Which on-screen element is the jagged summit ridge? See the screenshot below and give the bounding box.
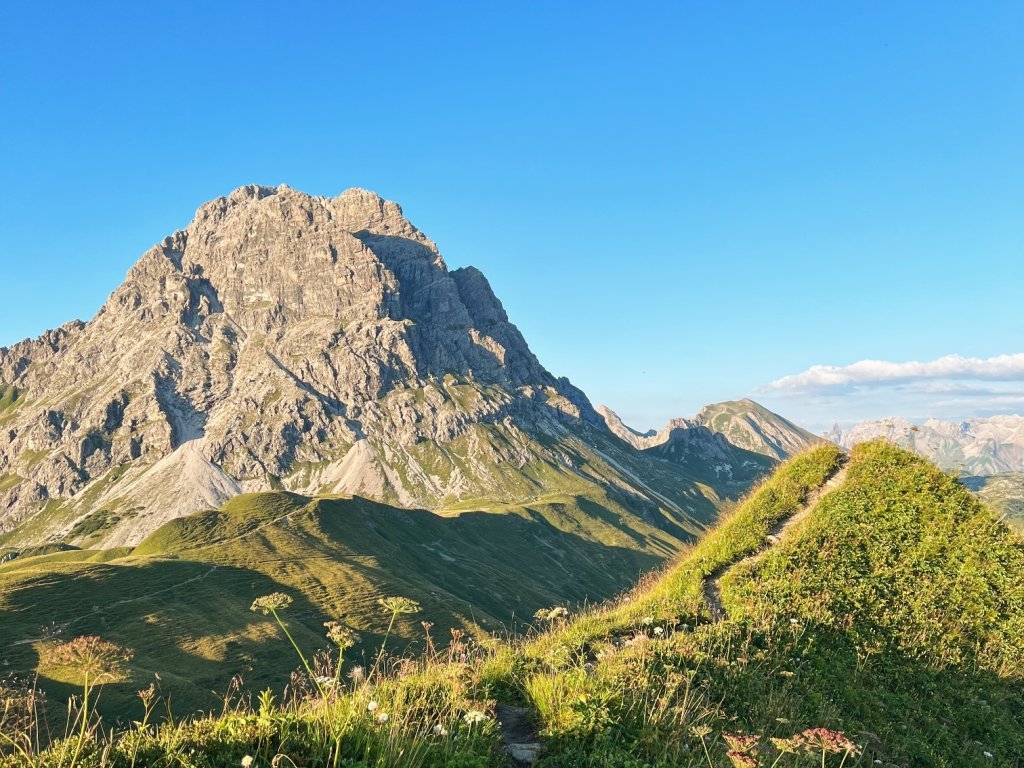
[0,184,621,546]
[597,399,821,486]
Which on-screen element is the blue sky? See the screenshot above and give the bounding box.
[1,2,1021,432]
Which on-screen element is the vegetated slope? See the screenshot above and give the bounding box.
[516,442,1024,766]
[828,414,1024,475]
[599,398,821,489]
[0,184,724,550]
[0,480,688,720]
[962,473,1024,534]
[4,443,1021,768]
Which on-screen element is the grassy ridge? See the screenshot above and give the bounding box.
[514,442,1024,766]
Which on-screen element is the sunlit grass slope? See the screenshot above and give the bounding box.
[516,441,1024,766]
[0,488,689,720]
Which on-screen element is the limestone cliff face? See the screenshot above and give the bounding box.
[0,185,619,546]
[829,414,1024,476]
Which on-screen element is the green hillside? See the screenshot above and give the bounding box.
[0,487,695,721]
[2,442,1021,767]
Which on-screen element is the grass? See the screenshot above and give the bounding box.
[1,442,1021,766]
[0,473,23,493]
[0,488,691,722]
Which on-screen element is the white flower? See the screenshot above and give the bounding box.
[348,666,366,684]
[641,616,654,626]
[463,709,488,724]
[241,758,254,768]
[984,753,994,759]
[314,675,335,689]
[789,618,800,625]
[376,712,390,723]
[432,724,449,736]
[653,626,664,636]
[367,700,379,712]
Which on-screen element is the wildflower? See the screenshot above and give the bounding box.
[367,700,379,713]
[789,618,799,625]
[432,723,449,736]
[376,712,390,723]
[348,666,366,685]
[533,606,569,623]
[137,683,156,706]
[250,593,293,615]
[771,735,804,754]
[690,725,713,739]
[984,753,994,759]
[421,621,434,632]
[723,733,760,753]
[241,758,254,768]
[642,616,654,626]
[800,728,860,755]
[377,596,420,615]
[324,621,360,649]
[43,636,133,681]
[726,750,758,768]
[463,709,488,725]
[653,626,664,637]
[314,676,336,690]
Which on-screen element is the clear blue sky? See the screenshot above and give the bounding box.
[1,2,1021,431]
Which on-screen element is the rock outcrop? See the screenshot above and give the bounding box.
[598,399,821,486]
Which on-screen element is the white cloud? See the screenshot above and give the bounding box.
[765,353,1024,394]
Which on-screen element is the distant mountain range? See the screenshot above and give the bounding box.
[827,415,1024,476]
[599,399,821,486]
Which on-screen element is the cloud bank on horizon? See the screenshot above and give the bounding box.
[767,353,1024,393]
[756,353,1024,432]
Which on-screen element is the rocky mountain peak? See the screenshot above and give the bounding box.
[0,185,608,546]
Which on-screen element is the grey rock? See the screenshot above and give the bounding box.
[0,184,712,547]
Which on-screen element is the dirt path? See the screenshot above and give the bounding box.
[496,703,542,766]
[702,460,849,621]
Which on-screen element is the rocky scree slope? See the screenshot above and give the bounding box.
[0,185,717,548]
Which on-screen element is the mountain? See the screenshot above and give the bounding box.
[827,414,1024,476]
[0,185,724,549]
[598,398,821,486]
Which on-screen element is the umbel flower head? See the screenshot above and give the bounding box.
[250,593,293,616]
[799,728,861,755]
[324,621,360,649]
[44,636,133,681]
[533,606,570,623]
[377,596,420,615]
[723,733,760,753]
